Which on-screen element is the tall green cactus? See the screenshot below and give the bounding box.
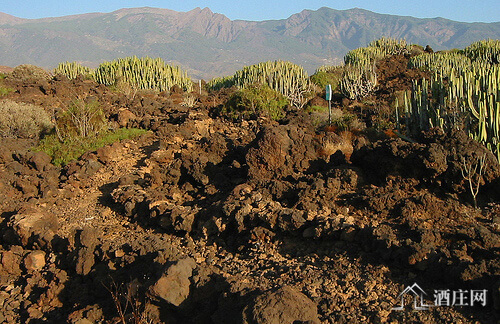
[405,47,500,160]
[207,60,311,108]
[55,57,193,92]
[54,62,95,79]
[339,63,378,100]
[93,56,193,92]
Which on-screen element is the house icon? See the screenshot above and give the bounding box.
[392,283,433,311]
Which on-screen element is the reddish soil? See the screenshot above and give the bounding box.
[0,58,499,324]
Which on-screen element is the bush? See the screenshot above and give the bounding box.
[330,110,363,131]
[0,85,14,97]
[0,99,53,138]
[55,99,107,139]
[36,128,148,166]
[9,64,51,82]
[310,69,342,91]
[225,83,289,120]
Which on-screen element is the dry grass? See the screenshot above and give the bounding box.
[319,131,354,160]
[0,99,53,138]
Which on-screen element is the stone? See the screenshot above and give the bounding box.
[24,250,46,271]
[28,151,52,171]
[10,207,59,248]
[76,248,95,276]
[243,286,320,324]
[149,258,196,306]
[96,142,122,164]
[117,108,137,127]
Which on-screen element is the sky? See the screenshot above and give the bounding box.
[1,0,499,23]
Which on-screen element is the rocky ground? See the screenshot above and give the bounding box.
[0,56,499,323]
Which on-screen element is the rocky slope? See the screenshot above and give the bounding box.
[0,55,499,323]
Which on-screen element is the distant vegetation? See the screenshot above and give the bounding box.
[55,56,193,92]
[207,60,312,109]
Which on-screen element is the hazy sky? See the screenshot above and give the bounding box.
[1,0,499,23]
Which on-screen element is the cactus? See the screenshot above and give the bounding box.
[368,37,411,56]
[207,60,311,108]
[315,65,344,74]
[405,46,500,160]
[344,37,410,68]
[56,57,193,92]
[339,63,378,100]
[54,62,95,79]
[339,37,409,100]
[463,39,500,65]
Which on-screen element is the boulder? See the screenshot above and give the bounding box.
[149,258,196,306]
[9,207,59,248]
[24,250,46,271]
[243,286,320,324]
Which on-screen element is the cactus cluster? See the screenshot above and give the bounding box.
[54,57,192,92]
[93,57,192,92]
[344,37,410,67]
[409,52,472,76]
[207,60,311,108]
[339,64,378,100]
[368,37,411,56]
[404,40,500,160]
[54,62,95,79]
[463,39,500,65]
[339,37,409,100]
[315,65,344,74]
[344,47,386,67]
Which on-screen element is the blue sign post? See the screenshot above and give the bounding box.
[326,84,332,124]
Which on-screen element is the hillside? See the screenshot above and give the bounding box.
[0,7,499,79]
[0,37,499,322]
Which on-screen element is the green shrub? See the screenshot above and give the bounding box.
[36,96,148,166]
[9,64,51,82]
[0,99,53,138]
[310,69,342,90]
[305,105,329,113]
[330,111,359,131]
[36,128,147,166]
[225,83,289,120]
[0,85,14,97]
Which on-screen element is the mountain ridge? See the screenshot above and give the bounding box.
[0,7,499,79]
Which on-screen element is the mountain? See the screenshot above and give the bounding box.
[0,7,499,79]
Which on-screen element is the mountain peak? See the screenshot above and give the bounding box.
[0,7,498,80]
[0,12,26,25]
